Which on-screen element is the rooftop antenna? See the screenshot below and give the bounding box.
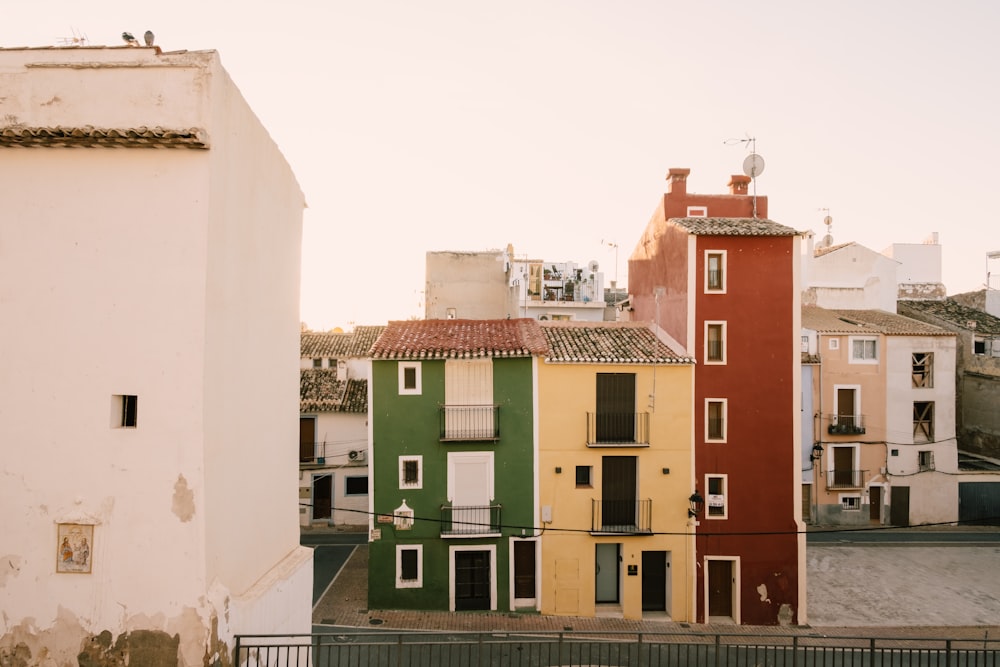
[816,208,834,249]
[725,134,765,218]
[57,28,89,46]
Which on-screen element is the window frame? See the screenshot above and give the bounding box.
[704,250,727,293]
[913,401,935,443]
[705,398,727,443]
[705,474,728,520]
[396,544,423,589]
[112,394,138,429]
[344,475,369,496]
[849,336,879,364]
[704,321,727,365]
[399,455,423,490]
[312,358,323,368]
[912,352,934,388]
[575,465,593,488]
[839,495,861,511]
[918,450,935,472]
[398,362,422,395]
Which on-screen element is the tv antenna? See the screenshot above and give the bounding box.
[57,28,89,46]
[724,134,765,218]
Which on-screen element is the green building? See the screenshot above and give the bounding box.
[368,319,547,612]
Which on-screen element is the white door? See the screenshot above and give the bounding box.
[448,452,494,533]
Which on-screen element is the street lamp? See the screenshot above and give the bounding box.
[688,491,704,518]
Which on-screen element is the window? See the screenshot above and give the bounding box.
[706,399,727,442]
[850,336,878,363]
[396,545,423,588]
[913,401,934,442]
[344,476,368,496]
[444,359,495,439]
[705,322,726,364]
[918,450,935,472]
[312,358,322,368]
[575,465,593,487]
[706,474,727,519]
[398,362,422,395]
[832,385,862,434]
[687,206,708,217]
[705,250,726,292]
[829,338,840,351]
[594,373,638,443]
[912,353,933,388]
[112,394,138,428]
[840,496,861,511]
[801,336,809,353]
[446,308,457,320]
[399,455,423,489]
[974,337,986,355]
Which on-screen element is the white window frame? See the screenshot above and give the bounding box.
[849,336,879,364]
[398,361,422,395]
[687,205,708,217]
[704,321,727,365]
[705,473,728,520]
[703,556,741,624]
[704,250,727,293]
[832,384,861,428]
[705,398,727,443]
[829,338,840,351]
[111,394,138,429]
[839,495,861,511]
[396,544,423,589]
[447,451,495,503]
[399,455,423,489]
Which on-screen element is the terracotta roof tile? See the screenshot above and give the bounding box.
[301,326,386,359]
[801,306,953,336]
[371,319,548,359]
[813,241,854,257]
[540,321,692,364]
[300,370,367,413]
[900,299,1000,336]
[669,217,799,236]
[0,125,208,149]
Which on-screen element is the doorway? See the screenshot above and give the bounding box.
[601,457,637,530]
[312,473,332,521]
[454,550,491,611]
[513,540,536,605]
[595,543,620,604]
[641,550,670,613]
[706,559,734,620]
[870,486,882,523]
[890,486,910,527]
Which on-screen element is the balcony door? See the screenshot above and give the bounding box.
[596,373,635,443]
[448,452,493,533]
[837,388,857,429]
[601,456,637,530]
[445,359,493,438]
[833,446,853,486]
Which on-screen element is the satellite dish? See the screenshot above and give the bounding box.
[743,153,765,178]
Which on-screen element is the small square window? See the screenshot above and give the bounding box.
[829,339,840,350]
[918,450,935,471]
[575,466,592,487]
[312,358,323,368]
[344,476,368,496]
[396,545,423,588]
[706,474,727,519]
[446,308,457,320]
[399,456,423,489]
[399,362,422,395]
[112,394,138,428]
[974,338,986,355]
[840,496,861,511]
[850,337,878,363]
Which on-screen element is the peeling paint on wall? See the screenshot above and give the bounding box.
[756,583,770,603]
[172,474,195,522]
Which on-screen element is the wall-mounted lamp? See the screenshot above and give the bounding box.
[810,443,823,462]
[688,491,704,518]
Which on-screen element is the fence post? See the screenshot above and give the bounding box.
[397,633,403,667]
[232,636,240,667]
[558,632,565,666]
[792,635,799,667]
[946,639,952,667]
[870,637,876,667]
[715,633,721,667]
[638,632,644,667]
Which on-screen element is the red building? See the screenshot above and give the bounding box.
[629,168,805,625]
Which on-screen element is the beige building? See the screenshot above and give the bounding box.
[0,47,311,665]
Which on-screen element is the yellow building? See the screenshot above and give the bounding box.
[537,322,696,621]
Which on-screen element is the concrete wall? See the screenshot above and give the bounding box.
[0,47,310,666]
[806,244,899,312]
[884,239,943,286]
[425,250,516,319]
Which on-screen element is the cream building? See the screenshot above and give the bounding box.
[0,47,311,665]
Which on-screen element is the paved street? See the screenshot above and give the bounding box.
[303,528,1000,635]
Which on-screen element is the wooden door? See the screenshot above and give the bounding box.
[707,560,733,618]
[454,551,491,610]
[601,456,637,529]
[312,473,332,520]
[870,486,881,522]
[596,373,635,442]
[833,447,853,486]
[299,417,315,462]
[641,551,666,612]
[836,388,856,428]
[890,486,910,527]
[513,541,536,600]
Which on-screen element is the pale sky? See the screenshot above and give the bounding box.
[6,2,999,331]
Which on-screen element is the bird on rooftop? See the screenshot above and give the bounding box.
[144,30,154,47]
[121,31,138,46]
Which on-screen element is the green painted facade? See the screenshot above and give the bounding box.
[368,356,536,611]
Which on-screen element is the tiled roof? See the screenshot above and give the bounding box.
[813,241,854,257]
[301,326,386,359]
[669,217,799,236]
[802,352,821,364]
[540,321,692,364]
[300,370,367,413]
[801,306,953,336]
[900,299,1000,336]
[370,319,548,359]
[0,126,208,149]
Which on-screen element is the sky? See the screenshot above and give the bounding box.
[6,1,1000,331]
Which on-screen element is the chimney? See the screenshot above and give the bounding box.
[728,175,751,195]
[666,168,690,195]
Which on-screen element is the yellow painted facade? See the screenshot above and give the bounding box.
[537,360,695,620]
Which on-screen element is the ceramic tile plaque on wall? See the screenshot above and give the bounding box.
[56,523,93,574]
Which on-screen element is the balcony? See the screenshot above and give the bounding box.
[826,469,867,490]
[590,499,652,534]
[439,405,501,442]
[586,412,650,447]
[440,504,502,537]
[827,414,866,436]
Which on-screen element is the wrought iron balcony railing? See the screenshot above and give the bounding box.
[827,414,866,435]
[440,504,502,537]
[826,469,867,489]
[439,405,501,441]
[586,412,650,446]
[590,499,652,534]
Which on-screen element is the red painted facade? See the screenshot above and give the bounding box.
[629,169,802,625]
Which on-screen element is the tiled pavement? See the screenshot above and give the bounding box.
[313,545,1000,641]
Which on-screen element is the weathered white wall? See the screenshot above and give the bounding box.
[884,240,942,286]
[0,47,310,666]
[425,250,516,319]
[299,412,370,526]
[805,244,899,312]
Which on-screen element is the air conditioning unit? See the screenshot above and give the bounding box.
[348,449,367,463]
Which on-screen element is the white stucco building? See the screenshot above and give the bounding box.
[0,46,311,665]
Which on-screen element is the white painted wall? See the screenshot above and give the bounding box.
[0,47,310,666]
[300,412,370,526]
[805,244,899,312]
[884,239,943,286]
